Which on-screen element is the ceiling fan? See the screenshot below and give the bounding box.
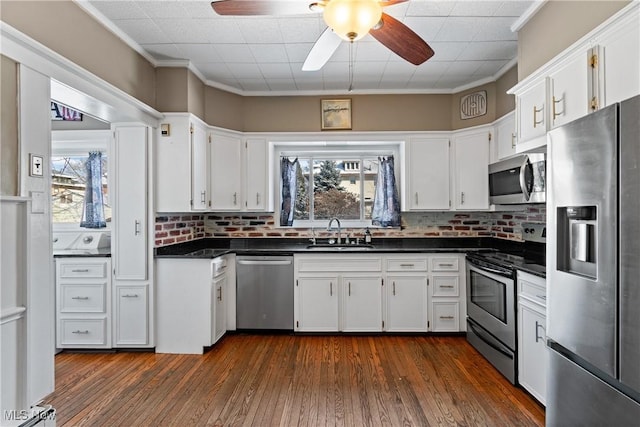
[210,0,434,72]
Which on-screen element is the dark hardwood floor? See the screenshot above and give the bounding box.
[45,334,544,426]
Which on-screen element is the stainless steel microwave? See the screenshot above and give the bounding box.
[489,154,546,204]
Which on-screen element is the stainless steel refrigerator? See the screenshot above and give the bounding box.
[546,94,640,425]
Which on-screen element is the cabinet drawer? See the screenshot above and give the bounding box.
[386,258,428,272]
[59,318,108,346]
[431,257,460,272]
[296,256,382,272]
[431,275,459,297]
[518,271,546,307]
[431,302,460,332]
[59,262,108,278]
[60,283,107,313]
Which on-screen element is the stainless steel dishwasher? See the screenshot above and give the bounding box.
[236,255,294,330]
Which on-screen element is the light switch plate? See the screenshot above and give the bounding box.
[30,191,45,214]
[30,154,44,177]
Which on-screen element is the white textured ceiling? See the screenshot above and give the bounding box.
[81,0,538,96]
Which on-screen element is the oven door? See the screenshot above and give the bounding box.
[466,261,515,349]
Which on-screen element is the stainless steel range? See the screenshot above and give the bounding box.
[465,224,546,384]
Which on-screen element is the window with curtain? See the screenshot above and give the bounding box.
[280,153,400,227]
[51,153,111,226]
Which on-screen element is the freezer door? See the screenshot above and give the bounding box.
[620,94,640,391]
[547,104,618,377]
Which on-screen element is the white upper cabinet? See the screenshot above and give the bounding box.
[493,111,517,161]
[155,113,208,212]
[244,138,272,211]
[452,128,490,210]
[509,3,639,152]
[595,7,640,107]
[403,137,450,210]
[548,49,593,129]
[209,132,273,212]
[209,131,243,211]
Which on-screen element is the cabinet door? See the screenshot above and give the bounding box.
[406,138,450,210]
[245,138,269,211]
[191,121,209,211]
[517,80,547,143]
[113,285,149,346]
[113,125,148,280]
[518,303,548,405]
[342,276,383,332]
[454,131,489,210]
[213,274,227,343]
[495,112,517,160]
[155,116,191,212]
[210,133,243,210]
[549,51,590,129]
[386,275,428,332]
[296,276,339,331]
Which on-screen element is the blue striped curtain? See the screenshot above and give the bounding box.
[280,158,298,226]
[80,152,106,228]
[372,156,401,227]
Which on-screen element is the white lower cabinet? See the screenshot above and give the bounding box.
[342,275,383,332]
[113,285,149,347]
[429,255,466,332]
[517,270,547,405]
[294,253,466,333]
[297,276,340,331]
[156,257,233,354]
[56,257,111,349]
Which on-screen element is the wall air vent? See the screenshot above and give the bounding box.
[460,90,487,120]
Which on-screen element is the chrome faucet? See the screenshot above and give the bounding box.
[327,218,341,244]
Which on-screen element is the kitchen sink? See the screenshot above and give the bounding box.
[305,243,375,251]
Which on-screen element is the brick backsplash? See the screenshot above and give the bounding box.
[154,206,546,248]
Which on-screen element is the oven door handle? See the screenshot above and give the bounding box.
[468,321,514,359]
[468,262,510,277]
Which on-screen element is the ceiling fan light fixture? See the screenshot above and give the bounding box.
[322,0,383,41]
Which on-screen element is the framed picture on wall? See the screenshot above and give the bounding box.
[321,99,351,130]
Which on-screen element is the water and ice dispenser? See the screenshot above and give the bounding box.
[557,206,597,279]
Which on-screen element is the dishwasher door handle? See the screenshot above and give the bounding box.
[237,260,293,266]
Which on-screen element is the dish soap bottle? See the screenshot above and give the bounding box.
[364,227,372,244]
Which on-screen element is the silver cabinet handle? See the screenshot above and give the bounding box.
[256,192,260,205]
[552,95,563,119]
[439,316,455,320]
[71,269,89,273]
[399,263,415,268]
[134,220,141,236]
[439,285,455,289]
[72,330,89,334]
[511,133,516,149]
[438,263,454,267]
[122,294,139,298]
[217,287,222,302]
[533,104,544,128]
[415,192,418,205]
[71,296,89,300]
[460,192,465,205]
[348,282,351,296]
[201,191,206,204]
[393,281,396,296]
[536,294,547,300]
[535,320,546,343]
[233,192,237,205]
[330,281,333,296]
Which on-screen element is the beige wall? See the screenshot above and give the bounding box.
[1,55,18,196]
[1,0,157,107]
[204,86,244,131]
[156,68,189,113]
[495,65,517,118]
[517,1,629,80]
[187,70,206,121]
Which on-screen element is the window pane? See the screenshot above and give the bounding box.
[51,155,111,224]
[313,159,360,220]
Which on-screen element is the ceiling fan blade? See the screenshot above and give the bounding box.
[369,13,434,65]
[302,27,342,71]
[211,0,315,16]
